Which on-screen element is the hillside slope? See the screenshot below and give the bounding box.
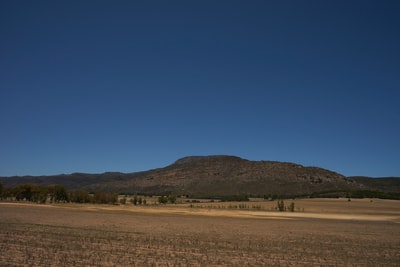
[2,155,390,197]
[84,156,359,197]
[349,176,400,193]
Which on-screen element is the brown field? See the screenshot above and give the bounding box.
[1,198,399,266]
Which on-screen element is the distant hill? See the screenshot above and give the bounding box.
[0,155,372,198]
[349,176,400,193]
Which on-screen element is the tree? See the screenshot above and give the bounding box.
[1,186,12,200]
[32,186,48,203]
[94,192,106,203]
[132,195,138,205]
[288,202,295,212]
[0,182,3,200]
[158,196,168,204]
[48,185,69,203]
[70,189,91,203]
[93,192,117,204]
[277,200,285,212]
[14,184,36,201]
[168,195,177,204]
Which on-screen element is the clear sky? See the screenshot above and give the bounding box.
[1,1,399,177]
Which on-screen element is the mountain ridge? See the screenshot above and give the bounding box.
[1,155,399,197]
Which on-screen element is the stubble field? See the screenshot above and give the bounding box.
[0,198,399,266]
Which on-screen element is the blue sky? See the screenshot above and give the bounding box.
[1,1,399,177]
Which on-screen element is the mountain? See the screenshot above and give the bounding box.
[0,155,368,197]
[84,155,361,197]
[349,176,400,193]
[0,172,126,189]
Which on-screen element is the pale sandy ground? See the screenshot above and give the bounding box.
[3,197,398,222]
[87,198,400,222]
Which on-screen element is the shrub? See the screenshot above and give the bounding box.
[93,192,117,204]
[277,200,285,212]
[48,185,69,203]
[132,195,138,205]
[70,189,91,203]
[168,195,177,204]
[158,196,168,204]
[288,202,295,212]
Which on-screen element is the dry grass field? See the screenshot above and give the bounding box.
[1,198,399,266]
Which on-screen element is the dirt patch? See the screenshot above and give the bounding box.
[0,200,399,266]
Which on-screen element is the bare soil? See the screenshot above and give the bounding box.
[0,199,399,266]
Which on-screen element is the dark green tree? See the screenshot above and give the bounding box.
[48,185,69,203]
[158,196,168,204]
[32,186,48,203]
[132,195,138,205]
[168,195,177,204]
[277,199,285,212]
[14,184,36,201]
[93,192,117,204]
[288,202,295,212]
[1,186,12,200]
[70,189,91,203]
[0,182,3,200]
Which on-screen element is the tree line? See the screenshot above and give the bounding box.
[0,182,118,204]
[309,190,400,200]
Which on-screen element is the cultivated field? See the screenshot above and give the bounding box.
[0,198,399,266]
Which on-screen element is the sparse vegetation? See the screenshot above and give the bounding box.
[275,200,296,212]
[158,195,177,204]
[219,195,250,202]
[188,200,296,212]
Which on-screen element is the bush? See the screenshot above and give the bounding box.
[132,195,138,205]
[158,196,168,204]
[70,189,91,203]
[277,200,285,212]
[48,185,69,203]
[288,202,295,212]
[219,195,249,202]
[93,192,117,204]
[168,195,177,204]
